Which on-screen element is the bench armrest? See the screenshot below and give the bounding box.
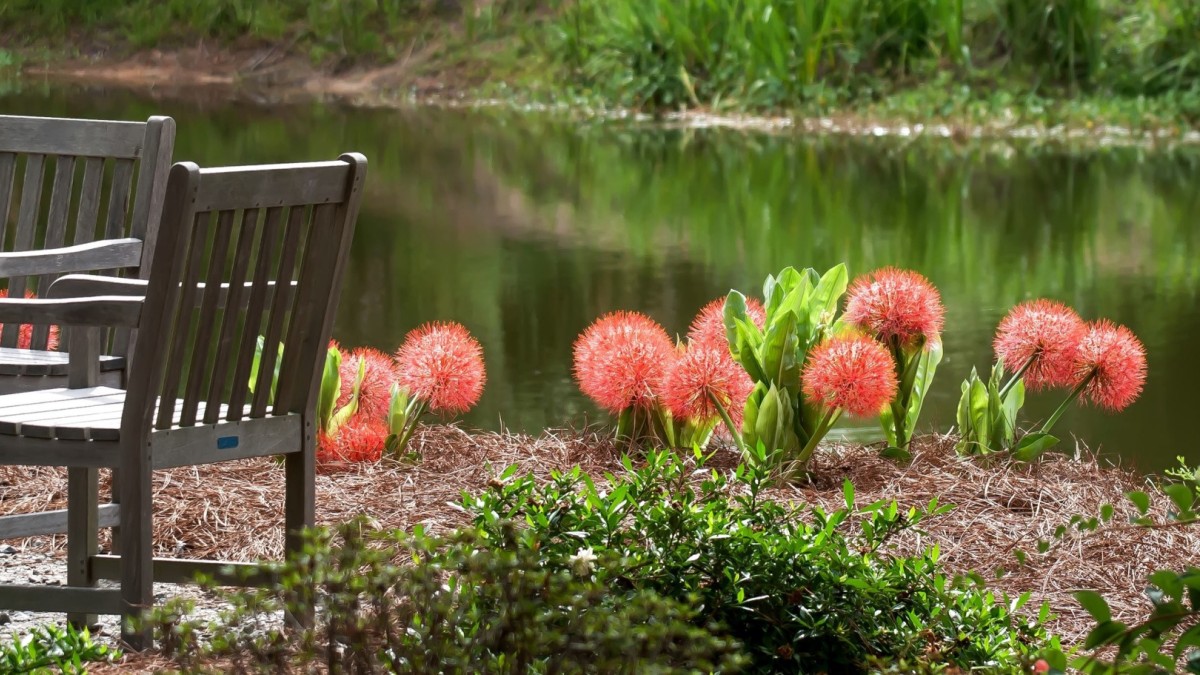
[0,239,143,279]
[47,274,149,299]
[0,297,142,328]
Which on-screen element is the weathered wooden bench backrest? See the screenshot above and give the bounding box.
[122,155,366,433]
[0,114,175,353]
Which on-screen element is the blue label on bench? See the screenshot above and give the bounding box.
[217,436,239,450]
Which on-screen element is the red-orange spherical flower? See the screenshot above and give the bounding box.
[662,346,754,423]
[802,334,898,418]
[338,347,400,419]
[844,268,944,346]
[688,296,767,350]
[573,311,675,414]
[396,322,486,415]
[0,289,60,350]
[993,300,1086,391]
[317,414,389,465]
[1072,320,1147,412]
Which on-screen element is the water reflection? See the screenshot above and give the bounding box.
[2,83,1196,471]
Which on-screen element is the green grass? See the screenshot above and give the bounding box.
[547,0,1200,116]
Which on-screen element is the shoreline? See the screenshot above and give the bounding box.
[8,48,1200,150]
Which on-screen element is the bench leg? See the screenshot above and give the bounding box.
[284,435,315,628]
[67,468,98,629]
[119,444,153,651]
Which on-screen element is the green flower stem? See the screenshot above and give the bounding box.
[708,392,746,456]
[795,408,841,469]
[998,355,1035,399]
[1039,371,1095,435]
[888,338,923,449]
[393,399,428,457]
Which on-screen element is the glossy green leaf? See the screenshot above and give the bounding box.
[1164,483,1195,516]
[1013,433,1060,462]
[1075,589,1112,623]
[1127,490,1151,515]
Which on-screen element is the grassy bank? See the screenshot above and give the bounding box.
[4,1,1200,133]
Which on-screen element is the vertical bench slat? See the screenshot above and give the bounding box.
[2,154,46,348]
[204,208,260,424]
[104,158,134,241]
[0,152,15,246]
[154,212,209,431]
[73,157,105,245]
[250,206,305,418]
[178,209,236,427]
[226,207,281,422]
[274,203,336,413]
[28,156,77,349]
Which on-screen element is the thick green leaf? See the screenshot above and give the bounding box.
[1164,483,1196,516]
[968,376,991,449]
[842,479,854,510]
[1081,620,1125,652]
[760,310,798,389]
[1127,491,1151,515]
[807,263,847,327]
[1013,433,1060,462]
[1075,590,1113,623]
[723,290,752,354]
[317,346,342,432]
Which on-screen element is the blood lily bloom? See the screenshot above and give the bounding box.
[993,300,1086,391]
[0,289,60,350]
[662,345,753,437]
[338,347,400,419]
[382,322,487,458]
[786,333,899,469]
[573,311,675,414]
[1034,320,1147,448]
[317,414,389,466]
[802,334,899,419]
[844,268,945,453]
[396,322,487,416]
[688,296,766,351]
[844,268,944,347]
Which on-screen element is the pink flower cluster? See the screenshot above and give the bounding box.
[318,322,486,466]
[0,289,60,350]
[573,299,760,428]
[994,301,1146,411]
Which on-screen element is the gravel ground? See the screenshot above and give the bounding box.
[0,543,229,647]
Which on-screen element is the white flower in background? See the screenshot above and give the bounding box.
[569,547,598,576]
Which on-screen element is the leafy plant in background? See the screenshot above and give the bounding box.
[250,321,486,466]
[466,446,1057,671]
[143,518,744,674]
[842,267,945,457]
[0,623,118,674]
[385,321,487,457]
[572,305,758,451]
[722,264,851,469]
[957,300,1147,461]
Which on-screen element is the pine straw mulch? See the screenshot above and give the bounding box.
[1,426,1192,651]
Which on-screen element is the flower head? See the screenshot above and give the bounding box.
[317,414,389,464]
[662,346,754,423]
[802,334,898,417]
[1073,320,1147,411]
[573,311,675,414]
[844,268,944,346]
[396,322,486,415]
[993,299,1086,390]
[338,347,400,419]
[687,296,766,351]
[0,289,60,350]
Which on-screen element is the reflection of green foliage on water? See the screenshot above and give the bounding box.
[5,87,1196,468]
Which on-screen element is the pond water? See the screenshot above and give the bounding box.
[2,84,1196,472]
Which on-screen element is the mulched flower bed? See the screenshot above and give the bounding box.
[1,425,1191,661]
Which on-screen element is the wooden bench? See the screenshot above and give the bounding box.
[0,153,367,649]
[0,114,175,392]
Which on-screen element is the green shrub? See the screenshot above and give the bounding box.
[0,623,119,675]
[146,519,745,674]
[465,445,1057,672]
